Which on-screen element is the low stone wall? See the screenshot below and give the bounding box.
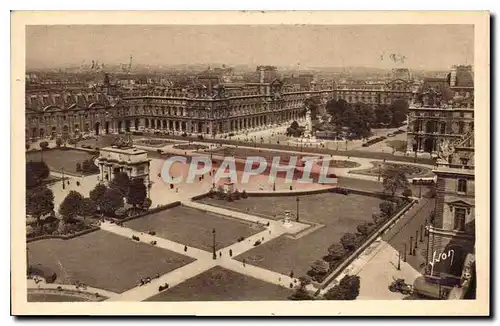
[316,199,417,289]
[27,226,100,243]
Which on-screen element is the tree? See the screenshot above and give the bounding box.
[382,166,410,197]
[353,103,375,125]
[290,120,299,129]
[127,178,147,207]
[310,259,330,276]
[89,183,107,210]
[402,188,412,198]
[357,222,374,237]
[26,161,50,189]
[101,188,124,216]
[110,171,130,196]
[142,197,152,210]
[80,197,97,219]
[386,140,407,154]
[379,201,396,218]
[26,186,54,226]
[323,275,360,300]
[374,105,393,125]
[340,233,357,251]
[59,190,84,222]
[326,243,346,261]
[388,99,409,127]
[55,138,62,148]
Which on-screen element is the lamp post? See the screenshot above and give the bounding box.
[419,183,422,198]
[378,164,381,182]
[409,237,413,256]
[404,243,407,262]
[397,251,401,270]
[415,230,419,250]
[62,167,65,190]
[420,225,424,242]
[296,197,300,222]
[212,228,217,260]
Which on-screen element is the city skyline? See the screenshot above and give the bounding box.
[26,25,474,71]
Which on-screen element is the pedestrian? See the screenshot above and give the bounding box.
[243,259,246,267]
[269,230,271,234]
[219,252,222,258]
[176,188,179,193]
[262,237,264,241]
[184,245,187,252]
[290,270,294,278]
[229,249,233,257]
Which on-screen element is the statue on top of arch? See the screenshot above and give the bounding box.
[111,133,134,149]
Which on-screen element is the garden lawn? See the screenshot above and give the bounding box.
[213,193,384,277]
[27,230,195,293]
[124,205,264,252]
[145,266,292,301]
[26,149,98,176]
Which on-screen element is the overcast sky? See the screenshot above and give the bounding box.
[26,25,474,70]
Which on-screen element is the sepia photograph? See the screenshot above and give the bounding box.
[10,11,490,316]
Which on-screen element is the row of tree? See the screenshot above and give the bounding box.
[324,99,409,138]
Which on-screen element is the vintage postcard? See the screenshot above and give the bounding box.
[11,11,490,316]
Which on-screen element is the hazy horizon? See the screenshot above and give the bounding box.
[26,25,474,71]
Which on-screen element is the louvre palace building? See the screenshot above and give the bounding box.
[26,66,428,142]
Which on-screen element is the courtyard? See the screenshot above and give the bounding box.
[26,148,98,176]
[145,266,292,301]
[27,230,195,293]
[200,192,384,277]
[124,205,265,252]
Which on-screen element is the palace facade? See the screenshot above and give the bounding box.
[25,66,420,141]
[406,65,474,156]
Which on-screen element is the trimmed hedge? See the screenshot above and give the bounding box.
[27,226,100,243]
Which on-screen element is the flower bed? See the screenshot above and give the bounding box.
[349,161,434,178]
[173,144,209,151]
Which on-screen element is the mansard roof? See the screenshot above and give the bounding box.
[25,91,111,112]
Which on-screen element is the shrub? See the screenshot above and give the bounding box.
[55,138,62,147]
[241,190,248,199]
[340,233,357,251]
[227,196,234,202]
[233,190,241,200]
[115,207,128,218]
[402,188,412,198]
